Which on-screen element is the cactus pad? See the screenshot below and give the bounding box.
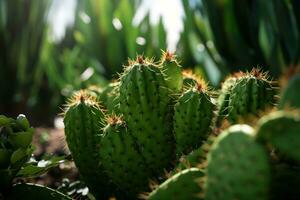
[206,124,271,200]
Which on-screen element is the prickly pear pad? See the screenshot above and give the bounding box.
[148,168,204,200]
[257,111,300,162]
[206,125,270,200]
[119,57,174,174]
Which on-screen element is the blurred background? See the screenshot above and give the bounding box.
[1,0,300,126]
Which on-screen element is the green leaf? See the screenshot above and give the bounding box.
[17,156,68,178]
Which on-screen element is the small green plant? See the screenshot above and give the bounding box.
[0,114,70,199]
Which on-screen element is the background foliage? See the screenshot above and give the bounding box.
[0,0,299,125]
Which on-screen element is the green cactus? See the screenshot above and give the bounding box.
[63,90,114,199]
[173,82,214,155]
[160,51,183,93]
[205,125,271,200]
[148,168,204,200]
[256,111,300,162]
[217,69,276,125]
[0,114,34,189]
[97,81,121,114]
[99,116,151,197]
[279,74,300,109]
[7,183,71,200]
[182,70,201,89]
[175,135,216,172]
[119,56,174,174]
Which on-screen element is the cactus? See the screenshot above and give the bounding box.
[279,74,300,109]
[160,51,183,92]
[217,69,276,124]
[97,81,121,114]
[256,111,300,162]
[182,70,201,89]
[63,90,114,199]
[147,168,204,200]
[205,125,271,200]
[173,80,214,155]
[99,116,151,197]
[119,56,174,175]
[0,114,34,189]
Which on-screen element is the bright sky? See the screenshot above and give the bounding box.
[48,0,184,51]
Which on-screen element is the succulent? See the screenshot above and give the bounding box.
[205,125,271,200]
[279,74,300,109]
[160,51,183,93]
[119,56,175,175]
[99,116,151,197]
[217,69,276,125]
[62,53,300,199]
[256,111,300,163]
[63,90,114,199]
[174,80,214,155]
[147,168,204,200]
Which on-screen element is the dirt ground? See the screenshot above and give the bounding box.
[26,127,79,188]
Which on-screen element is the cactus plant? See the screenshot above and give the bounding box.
[119,56,175,175]
[63,90,114,199]
[99,116,151,197]
[256,111,300,163]
[160,51,183,93]
[217,69,276,125]
[147,168,204,200]
[61,53,300,199]
[205,125,271,200]
[173,80,214,155]
[279,74,300,109]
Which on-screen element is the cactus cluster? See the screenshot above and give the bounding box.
[64,52,216,198]
[63,52,300,199]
